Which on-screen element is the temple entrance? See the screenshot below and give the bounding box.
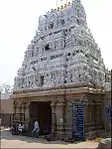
[29,101,52,136]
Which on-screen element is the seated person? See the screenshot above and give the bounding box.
[9,125,14,132]
[10,124,18,135]
[18,123,25,134]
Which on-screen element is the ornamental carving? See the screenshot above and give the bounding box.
[13,0,106,92]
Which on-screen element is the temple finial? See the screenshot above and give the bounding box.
[72,0,81,3]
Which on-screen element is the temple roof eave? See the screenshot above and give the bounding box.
[11,85,104,100]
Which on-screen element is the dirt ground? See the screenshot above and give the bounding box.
[1,128,98,148]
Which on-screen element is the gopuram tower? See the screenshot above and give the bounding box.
[12,0,106,140]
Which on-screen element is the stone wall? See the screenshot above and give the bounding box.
[12,86,104,140]
[0,99,13,126]
[0,99,13,114]
[103,91,111,133]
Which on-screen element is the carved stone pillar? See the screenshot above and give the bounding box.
[21,102,25,121]
[96,103,101,124]
[19,105,22,121]
[65,101,72,139]
[13,100,16,114]
[25,103,30,122]
[50,101,57,136]
[25,103,30,129]
[84,102,89,133]
[95,102,104,136]
[13,100,17,121]
[84,103,89,124]
[55,101,65,139]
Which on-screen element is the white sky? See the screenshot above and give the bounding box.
[0,0,112,86]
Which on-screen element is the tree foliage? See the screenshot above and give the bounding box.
[0,83,12,94]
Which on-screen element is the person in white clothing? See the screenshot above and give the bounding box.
[18,123,25,134]
[32,120,40,138]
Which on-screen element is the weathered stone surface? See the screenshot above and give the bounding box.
[11,0,107,141]
[13,0,105,92]
[96,138,111,149]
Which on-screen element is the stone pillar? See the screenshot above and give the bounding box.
[55,101,65,140]
[25,103,30,122]
[84,103,89,124]
[25,103,30,130]
[95,102,104,136]
[65,101,73,139]
[13,100,16,114]
[50,101,57,136]
[84,103,89,134]
[96,102,102,125]
[13,100,17,122]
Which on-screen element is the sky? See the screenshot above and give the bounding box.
[0,0,112,86]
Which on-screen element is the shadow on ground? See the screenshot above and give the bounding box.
[0,129,80,145]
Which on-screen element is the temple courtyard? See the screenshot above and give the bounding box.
[1,128,98,148]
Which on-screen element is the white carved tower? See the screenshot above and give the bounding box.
[14,0,105,91]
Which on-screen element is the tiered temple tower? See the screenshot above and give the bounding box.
[14,0,105,91]
[12,0,106,140]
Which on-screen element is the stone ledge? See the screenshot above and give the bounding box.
[13,84,104,94]
[11,86,104,99]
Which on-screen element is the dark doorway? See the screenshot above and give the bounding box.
[29,101,52,136]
